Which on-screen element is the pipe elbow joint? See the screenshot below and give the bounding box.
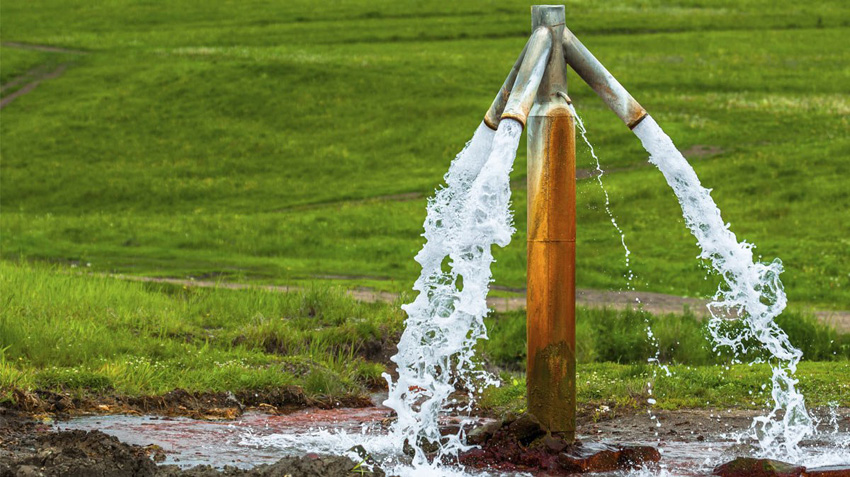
[561,27,647,130]
[499,27,553,129]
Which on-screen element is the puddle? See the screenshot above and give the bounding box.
[54,407,390,469]
[54,409,850,475]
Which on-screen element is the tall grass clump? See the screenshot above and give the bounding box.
[482,307,848,370]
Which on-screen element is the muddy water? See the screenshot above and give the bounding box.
[54,407,850,475]
[54,407,390,469]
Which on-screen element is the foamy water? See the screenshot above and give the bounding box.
[381,118,524,469]
[633,115,814,460]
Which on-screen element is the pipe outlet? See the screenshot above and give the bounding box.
[500,27,553,128]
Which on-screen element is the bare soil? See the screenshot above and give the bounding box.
[4,387,372,421]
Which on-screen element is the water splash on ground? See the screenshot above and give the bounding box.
[55,410,850,476]
[633,115,814,459]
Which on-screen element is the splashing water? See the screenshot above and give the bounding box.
[633,115,814,459]
[382,118,524,468]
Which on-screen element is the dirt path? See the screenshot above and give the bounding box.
[0,42,87,109]
[110,274,850,331]
[1,41,87,54]
[0,64,70,109]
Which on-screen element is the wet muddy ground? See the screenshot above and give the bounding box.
[0,408,383,476]
[2,398,848,476]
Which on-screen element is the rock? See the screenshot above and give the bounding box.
[13,465,42,477]
[224,392,244,411]
[439,424,462,437]
[505,413,545,445]
[259,455,386,477]
[401,437,440,457]
[461,430,660,476]
[501,411,520,426]
[466,420,501,445]
[713,457,805,477]
[559,442,622,473]
[539,434,568,453]
[618,445,662,469]
[804,466,850,477]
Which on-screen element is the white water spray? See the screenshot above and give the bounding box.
[633,115,814,459]
[382,118,524,467]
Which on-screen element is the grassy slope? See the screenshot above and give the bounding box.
[0,1,848,308]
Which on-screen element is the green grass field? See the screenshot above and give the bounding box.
[1,0,848,309]
[1,1,849,412]
[2,262,847,409]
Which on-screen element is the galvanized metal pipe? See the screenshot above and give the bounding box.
[562,26,647,129]
[500,26,552,128]
[483,43,528,130]
[525,4,576,439]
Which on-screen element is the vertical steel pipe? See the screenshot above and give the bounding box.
[526,4,576,438]
[562,26,647,129]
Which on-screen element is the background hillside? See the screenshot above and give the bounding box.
[2,0,848,309]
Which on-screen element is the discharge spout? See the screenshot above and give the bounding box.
[483,42,528,130]
[500,26,553,128]
[562,26,647,129]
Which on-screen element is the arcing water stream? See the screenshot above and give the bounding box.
[383,117,523,469]
[238,110,831,477]
[633,115,814,460]
[375,109,819,471]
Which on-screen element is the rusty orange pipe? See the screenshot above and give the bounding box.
[525,4,576,438]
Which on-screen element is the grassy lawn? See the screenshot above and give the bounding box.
[2,262,847,412]
[482,361,850,415]
[0,0,848,309]
[0,262,402,402]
